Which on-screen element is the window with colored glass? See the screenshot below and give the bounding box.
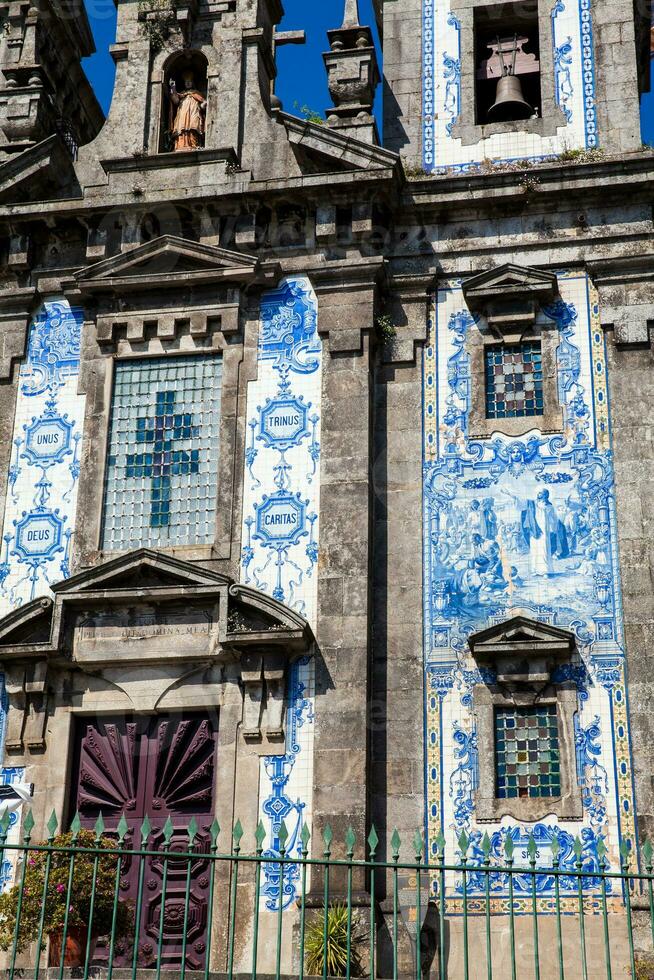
[484,340,543,419]
[495,704,561,798]
[101,354,222,550]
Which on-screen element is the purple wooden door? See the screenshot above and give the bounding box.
[71,714,218,970]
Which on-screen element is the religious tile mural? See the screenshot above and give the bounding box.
[101,355,222,550]
[240,277,321,910]
[0,301,85,615]
[423,273,636,908]
[422,0,597,171]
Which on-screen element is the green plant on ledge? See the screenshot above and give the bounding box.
[138,0,177,52]
[305,903,363,977]
[375,313,398,347]
[294,102,325,126]
[0,821,132,955]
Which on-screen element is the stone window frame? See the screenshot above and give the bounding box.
[467,317,563,439]
[469,616,583,823]
[75,336,243,568]
[450,0,568,147]
[474,678,582,822]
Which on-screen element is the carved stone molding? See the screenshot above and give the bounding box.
[0,550,314,752]
[0,286,37,380]
[463,263,558,341]
[3,660,49,754]
[312,258,385,354]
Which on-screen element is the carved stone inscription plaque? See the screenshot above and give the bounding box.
[73,603,219,664]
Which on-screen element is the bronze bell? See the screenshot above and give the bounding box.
[488,72,534,122]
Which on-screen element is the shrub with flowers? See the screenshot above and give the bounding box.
[0,830,132,952]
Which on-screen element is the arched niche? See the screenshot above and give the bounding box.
[148,49,211,154]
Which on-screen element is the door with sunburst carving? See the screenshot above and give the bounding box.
[70,714,218,970]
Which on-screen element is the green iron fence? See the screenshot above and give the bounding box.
[0,809,652,979]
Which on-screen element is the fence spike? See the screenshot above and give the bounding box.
[550,833,561,860]
[413,829,424,861]
[482,832,491,858]
[597,836,608,864]
[278,820,289,854]
[367,824,379,858]
[0,809,11,837]
[323,824,333,855]
[255,820,267,851]
[391,828,401,859]
[210,818,220,846]
[163,815,174,844]
[70,811,82,838]
[232,819,244,849]
[22,808,35,841]
[140,814,152,844]
[457,829,469,857]
[504,834,514,859]
[345,825,356,858]
[94,811,105,839]
[620,838,631,866]
[642,838,653,868]
[47,809,58,839]
[187,816,198,845]
[573,835,583,860]
[117,812,129,842]
[435,829,446,856]
[527,833,537,861]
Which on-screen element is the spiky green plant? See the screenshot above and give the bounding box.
[305,903,362,977]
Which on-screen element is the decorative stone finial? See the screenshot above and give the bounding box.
[323,0,380,144]
[341,0,361,28]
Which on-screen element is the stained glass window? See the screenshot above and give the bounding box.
[495,704,561,799]
[101,355,222,550]
[484,340,544,419]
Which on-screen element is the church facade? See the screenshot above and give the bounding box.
[0,0,652,972]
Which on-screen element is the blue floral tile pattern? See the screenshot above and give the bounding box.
[0,301,85,614]
[484,341,544,419]
[240,278,320,913]
[101,355,222,550]
[495,705,561,799]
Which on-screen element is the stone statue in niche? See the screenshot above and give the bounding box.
[168,69,206,151]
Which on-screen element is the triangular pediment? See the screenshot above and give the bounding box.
[227,583,311,645]
[469,616,575,658]
[51,548,230,595]
[75,236,280,294]
[281,111,400,174]
[463,263,558,302]
[0,596,54,651]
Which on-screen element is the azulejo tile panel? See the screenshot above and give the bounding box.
[240,277,320,910]
[422,0,598,171]
[422,274,636,907]
[0,301,85,615]
[101,354,222,550]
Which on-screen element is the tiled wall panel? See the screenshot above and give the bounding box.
[0,301,85,614]
[240,278,321,909]
[423,274,636,907]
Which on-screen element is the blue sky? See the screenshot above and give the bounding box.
[82,0,653,145]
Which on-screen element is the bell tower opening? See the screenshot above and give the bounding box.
[474,3,542,124]
[161,51,209,153]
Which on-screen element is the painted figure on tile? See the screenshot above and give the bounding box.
[502,487,569,576]
[169,71,206,151]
